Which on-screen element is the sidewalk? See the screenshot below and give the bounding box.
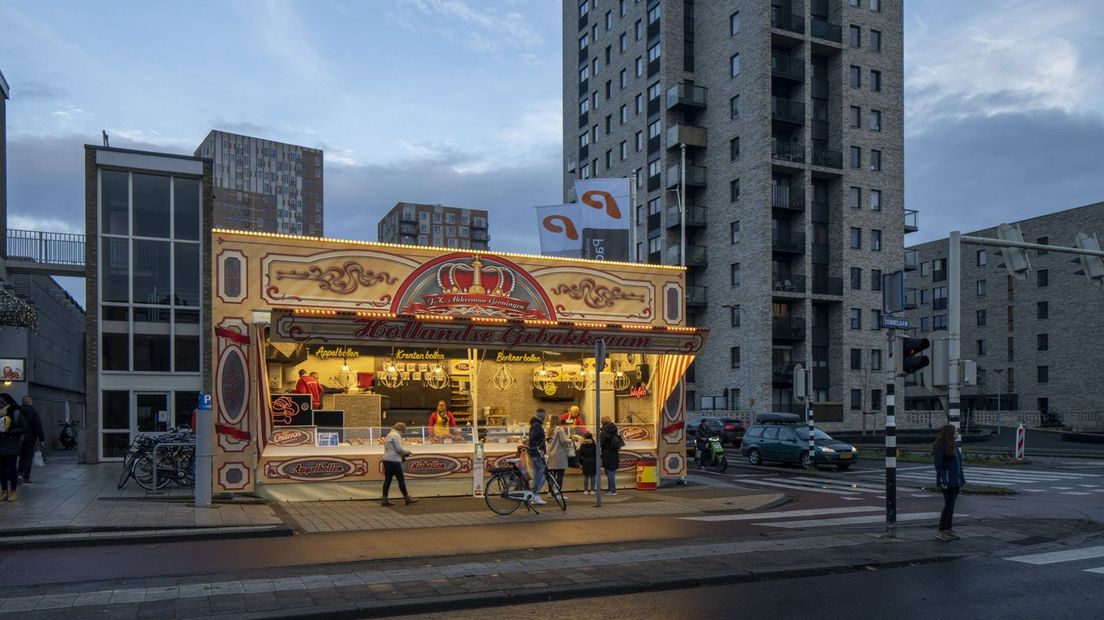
[1,516,1098,618]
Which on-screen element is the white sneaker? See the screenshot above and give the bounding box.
[531,496,547,505]
[607,491,618,496]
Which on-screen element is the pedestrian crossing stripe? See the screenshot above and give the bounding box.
[1006,545,1104,565]
[681,506,881,522]
[787,476,885,493]
[734,478,861,496]
[756,512,947,529]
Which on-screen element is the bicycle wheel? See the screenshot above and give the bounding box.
[133,454,172,491]
[485,474,523,515]
[547,473,567,511]
[175,448,196,487]
[117,453,136,489]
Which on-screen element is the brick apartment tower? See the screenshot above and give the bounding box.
[563,0,909,426]
[376,202,490,250]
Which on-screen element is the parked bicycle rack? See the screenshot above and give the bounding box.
[150,441,196,493]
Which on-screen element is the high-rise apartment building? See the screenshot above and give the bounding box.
[194,130,323,236]
[903,202,1104,418]
[562,0,907,426]
[376,202,490,250]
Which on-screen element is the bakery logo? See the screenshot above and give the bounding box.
[275,458,356,481]
[620,426,652,441]
[618,452,643,469]
[396,455,473,478]
[270,428,313,446]
[486,454,520,470]
[393,253,555,321]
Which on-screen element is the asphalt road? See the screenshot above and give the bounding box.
[402,554,1104,619]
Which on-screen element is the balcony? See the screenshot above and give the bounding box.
[812,147,843,169]
[772,317,806,341]
[666,83,707,110]
[812,276,843,296]
[399,224,418,236]
[665,205,708,229]
[772,274,806,294]
[686,285,708,307]
[905,209,919,234]
[647,211,662,231]
[772,97,805,125]
[810,17,842,43]
[772,229,806,254]
[933,298,948,311]
[666,244,708,267]
[472,231,489,242]
[4,229,86,276]
[666,164,708,189]
[771,8,805,34]
[771,140,805,164]
[812,78,829,99]
[666,124,708,150]
[771,54,805,82]
[905,248,919,271]
[771,187,805,213]
[772,360,804,384]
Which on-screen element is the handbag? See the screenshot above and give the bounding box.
[565,436,580,468]
[34,447,47,467]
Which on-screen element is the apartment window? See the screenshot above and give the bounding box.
[1008,306,1015,331]
[1008,336,1015,361]
[850,308,862,329]
[605,114,612,134]
[850,227,862,249]
[647,235,661,254]
[849,106,862,128]
[871,0,882,12]
[579,64,589,83]
[850,267,863,290]
[635,19,642,40]
[848,0,859,5]
[730,137,740,160]
[934,314,948,330]
[635,131,643,151]
[870,189,882,211]
[730,53,740,77]
[849,25,861,47]
[605,80,612,99]
[581,163,590,179]
[870,150,882,171]
[730,220,741,243]
[605,10,612,30]
[730,179,740,202]
[920,289,930,304]
[871,349,883,371]
[579,98,589,115]
[871,230,882,251]
[871,389,882,411]
[619,69,627,89]
[647,157,661,177]
[730,11,740,35]
[620,104,628,124]
[620,141,627,160]
[871,29,882,52]
[849,186,861,209]
[579,0,588,18]
[647,81,661,100]
[921,261,931,277]
[974,279,986,296]
[619,33,627,53]
[730,95,740,118]
[731,347,741,370]
[869,110,881,131]
[648,42,661,62]
[580,34,589,50]
[730,263,741,286]
[605,46,612,65]
[850,65,862,88]
[1037,236,1049,255]
[872,269,882,291]
[977,309,986,326]
[850,348,862,370]
[730,306,741,327]
[1038,333,1049,351]
[1007,367,1016,391]
[1037,301,1049,319]
[635,93,643,112]
[977,250,987,266]
[635,56,643,76]
[1037,269,1049,287]
[977,339,987,356]
[871,69,882,91]
[850,146,862,168]
[921,317,930,332]
[850,389,862,411]
[647,119,661,139]
[619,0,625,17]
[871,309,882,330]
[605,149,612,169]
[1037,366,1049,383]
[648,4,660,23]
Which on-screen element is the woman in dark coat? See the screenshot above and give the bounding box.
[932,424,966,541]
[0,393,27,501]
[599,416,621,495]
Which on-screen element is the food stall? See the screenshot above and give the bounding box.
[210,230,707,500]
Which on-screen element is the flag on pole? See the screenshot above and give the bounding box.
[535,204,582,257]
[573,178,631,261]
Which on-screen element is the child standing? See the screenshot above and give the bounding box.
[578,432,598,495]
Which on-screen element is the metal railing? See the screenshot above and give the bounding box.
[905,248,919,271]
[771,9,805,34]
[666,244,708,266]
[666,83,707,110]
[772,229,806,253]
[772,274,806,293]
[771,140,805,163]
[771,54,805,81]
[772,317,806,340]
[5,229,86,266]
[772,97,805,124]
[810,17,842,42]
[686,285,708,306]
[812,147,843,169]
[812,276,843,295]
[905,209,919,232]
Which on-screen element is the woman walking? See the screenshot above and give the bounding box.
[0,393,27,502]
[578,432,598,495]
[546,416,571,491]
[932,424,966,541]
[599,416,622,495]
[381,422,418,507]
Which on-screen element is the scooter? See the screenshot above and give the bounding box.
[59,419,79,450]
[696,435,728,472]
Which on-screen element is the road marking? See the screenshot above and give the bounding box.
[1060,492,1092,496]
[786,476,885,493]
[732,477,860,495]
[756,512,946,529]
[1077,484,1100,488]
[680,506,881,522]
[1085,567,1104,575]
[1006,545,1104,565]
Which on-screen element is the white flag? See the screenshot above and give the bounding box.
[573,178,631,261]
[535,204,582,257]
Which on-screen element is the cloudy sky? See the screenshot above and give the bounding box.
[2,0,1103,307]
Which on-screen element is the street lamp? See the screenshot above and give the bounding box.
[721,303,754,424]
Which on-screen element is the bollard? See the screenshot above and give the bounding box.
[195,408,213,507]
[1014,423,1026,461]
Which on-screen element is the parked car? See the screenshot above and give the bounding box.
[740,423,859,469]
[688,416,746,446]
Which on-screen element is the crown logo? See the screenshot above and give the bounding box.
[399,253,549,320]
[436,255,515,297]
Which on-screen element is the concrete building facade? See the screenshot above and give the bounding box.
[376,202,490,250]
[194,130,323,237]
[903,202,1104,418]
[562,0,908,426]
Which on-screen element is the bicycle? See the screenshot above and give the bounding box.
[485,457,567,515]
[117,428,196,491]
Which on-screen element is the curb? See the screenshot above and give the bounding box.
[0,524,293,550]
[235,553,967,619]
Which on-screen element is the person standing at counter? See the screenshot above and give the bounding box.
[546,416,571,491]
[527,408,548,505]
[559,405,587,434]
[293,369,323,409]
[428,400,457,439]
[599,416,623,495]
[381,422,418,507]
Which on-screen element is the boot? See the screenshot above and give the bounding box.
[1,490,7,502]
[404,495,419,505]
[381,497,394,507]
[7,488,16,502]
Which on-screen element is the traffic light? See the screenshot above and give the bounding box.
[996,223,1031,280]
[1073,232,1104,286]
[901,337,931,375]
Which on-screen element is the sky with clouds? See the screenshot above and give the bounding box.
[2,0,1103,307]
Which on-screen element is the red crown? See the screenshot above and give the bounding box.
[436,257,515,296]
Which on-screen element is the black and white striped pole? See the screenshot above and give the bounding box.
[794,365,811,467]
[885,330,897,537]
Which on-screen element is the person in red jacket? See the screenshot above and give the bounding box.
[293,369,323,409]
[560,405,587,434]
[428,400,457,439]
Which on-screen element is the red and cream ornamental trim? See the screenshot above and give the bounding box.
[268,308,707,355]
